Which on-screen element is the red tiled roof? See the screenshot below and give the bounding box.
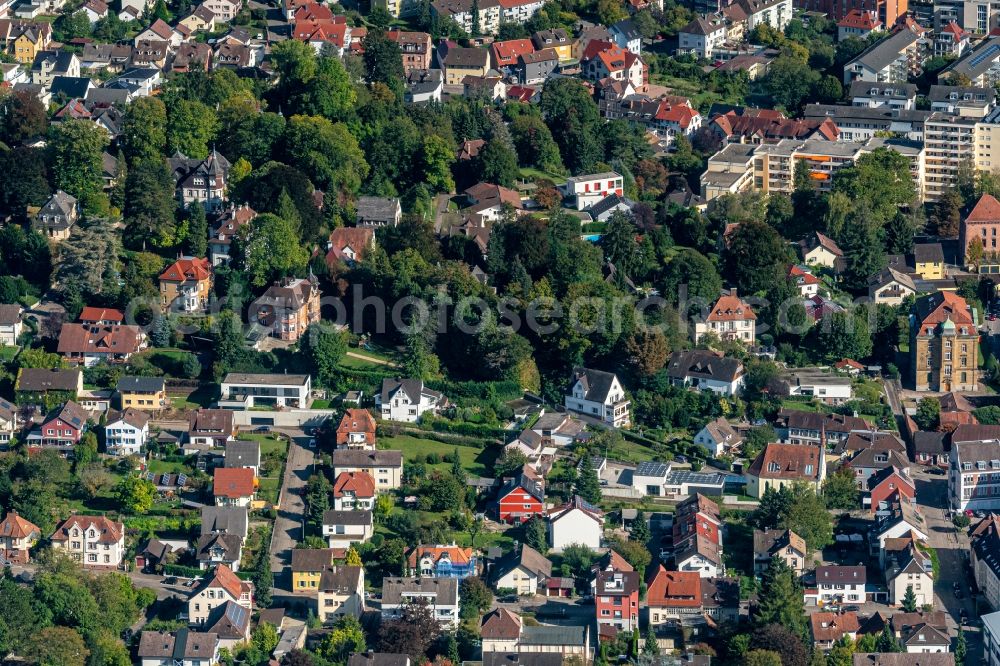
[789,265,821,284]
[336,408,377,435]
[160,257,212,282]
[203,563,250,600]
[706,293,756,322]
[747,442,823,481]
[0,511,40,539]
[327,227,374,265]
[79,306,125,323]
[50,515,123,544]
[332,471,376,498]
[646,566,701,607]
[811,612,860,642]
[213,467,255,498]
[917,291,974,330]
[837,9,880,29]
[57,323,144,355]
[491,38,534,67]
[835,358,865,371]
[406,544,474,568]
[966,193,1000,223]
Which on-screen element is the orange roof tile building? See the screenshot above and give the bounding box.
[694,290,756,344]
[912,292,978,392]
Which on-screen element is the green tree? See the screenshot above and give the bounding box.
[345,547,362,566]
[643,628,659,656]
[561,543,595,576]
[816,310,873,362]
[827,636,856,666]
[956,629,967,665]
[574,458,602,504]
[166,98,218,160]
[253,622,280,655]
[47,120,109,210]
[751,484,794,530]
[318,615,366,664]
[630,510,651,544]
[477,139,520,188]
[601,210,642,283]
[420,135,456,193]
[725,220,793,295]
[876,625,903,653]
[186,203,208,258]
[120,96,168,165]
[459,576,494,619]
[0,90,47,145]
[763,56,820,111]
[233,213,309,287]
[115,475,156,514]
[523,516,548,554]
[254,533,274,608]
[24,626,89,666]
[283,115,368,197]
[783,483,834,551]
[754,559,806,637]
[745,650,783,666]
[901,584,918,612]
[930,188,963,238]
[123,159,177,248]
[915,397,941,431]
[823,466,860,510]
[833,148,916,227]
[362,31,404,91]
[304,473,331,527]
[300,323,347,387]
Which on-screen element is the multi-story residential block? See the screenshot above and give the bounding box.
[386,30,431,73]
[971,515,1000,610]
[117,375,167,411]
[251,277,321,341]
[406,544,477,578]
[815,565,867,605]
[441,44,490,83]
[594,569,639,631]
[950,439,1000,511]
[986,611,1000,666]
[850,80,915,109]
[672,494,724,578]
[564,367,630,427]
[322,510,373,548]
[924,111,976,201]
[0,511,40,564]
[220,373,311,409]
[377,378,445,423]
[531,28,573,60]
[885,540,934,608]
[943,35,1000,86]
[159,257,213,313]
[694,291,756,344]
[746,442,826,498]
[336,409,377,449]
[50,515,125,569]
[776,410,871,447]
[138,630,220,666]
[382,577,460,627]
[317,565,365,622]
[331,450,402,490]
[911,291,978,392]
[753,529,806,575]
[104,408,150,457]
[843,28,928,84]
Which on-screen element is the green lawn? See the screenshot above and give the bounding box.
[338,354,389,370]
[238,433,289,456]
[258,477,280,505]
[380,434,498,478]
[518,167,567,185]
[148,459,193,475]
[0,346,19,361]
[779,399,825,413]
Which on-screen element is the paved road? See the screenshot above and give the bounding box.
[270,428,315,593]
[912,468,983,660]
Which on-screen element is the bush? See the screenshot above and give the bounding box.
[953,514,971,528]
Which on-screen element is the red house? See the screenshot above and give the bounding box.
[497,465,545,523]
[594,567,640,633]
[26,400,88,454]
[865,466,916,515]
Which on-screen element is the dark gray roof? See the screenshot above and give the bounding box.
[196,533,242,562]
[667,350,743,382]
[200,506,248,536]
[50,76,93,99]
[927,84,994,105]
[848,81,916,99]
[803,103,930,124]
[117,375,165,392]
[519,625,588,647]
[319,565,363,592]
[31,50,77,74]
[356,196,400,221]
[912,243,944,264]
[0,304,21,326]
[569,367,619,402]
[382,576,458,605]
[17,368,81,393]
[944,36,1000,80]
[406,68,442,94]
[912,431,947,455]
[225,440,261,468]
[484,654,563,666]
[585,193,633,218]
[291,548,337,572]
[849,29,922,74]
[852,654,954,666]
[348,654,411,666]
[207,601,251,639]
[635,461,669,477]
[611,18,641,40]
[443,46,488,68]
[332,449,403,468]
[492,544,552,581]
[322,509,373,526]
[222,372,309,386]
[138,630,219,660]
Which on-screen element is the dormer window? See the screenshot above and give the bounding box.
[767,462,780,472]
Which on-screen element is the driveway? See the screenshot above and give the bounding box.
[913,469,983,660]
[269,428,316,593]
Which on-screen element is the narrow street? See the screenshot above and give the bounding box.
[269,428,315,595]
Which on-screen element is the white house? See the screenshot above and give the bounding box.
[610,18,642,53]
[631,461,671,496]
[322,509,373,549]
[376,378,446,423]
[382,577,460,627]
[693,417,743,456]
[490,544,552,595]
[561,172,624,210]
[138,630,220,666]
[548,496,604,551]
[317,566,366,622]
[564,367,630,427]
[187,564,253,627]
[219,373,311,409]
[104,408,150,457]
[778,369,854,405]
[678,16,727,59]
[949,440,1000,512]
[49,515,125,569]
[0,304,23,347]
[694,291,756,344]
[666,350,745,396]
[0,399,17,449]
[814,565,866,605]
[874,502,930,555]
[886,546,934,609]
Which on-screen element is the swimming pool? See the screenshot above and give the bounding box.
[582,234,602,242]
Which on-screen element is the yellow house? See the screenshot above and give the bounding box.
[291,548,341,594]
[11,25,49,64]
[745,442,825,498]
[116,376,167,411]
[178,6,217,34]
[159,257,213,313]
[442,46,488,85]
[912,242,945,280]
[531,28,573,61]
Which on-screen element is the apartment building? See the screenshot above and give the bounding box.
[943,36,1000,86]
[950,440,1000,511]
[843,28,928,85]
[219,373,311,409]
[911,291,978,392]
[793,0,906,24]
[50,515,125,569]
[925,111,976,201]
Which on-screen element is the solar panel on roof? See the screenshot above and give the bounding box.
[636,461,669,477]
[146,472,156,481]
[161,473,170,485]
[177,473,188,486]
[969,43,1000,68]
